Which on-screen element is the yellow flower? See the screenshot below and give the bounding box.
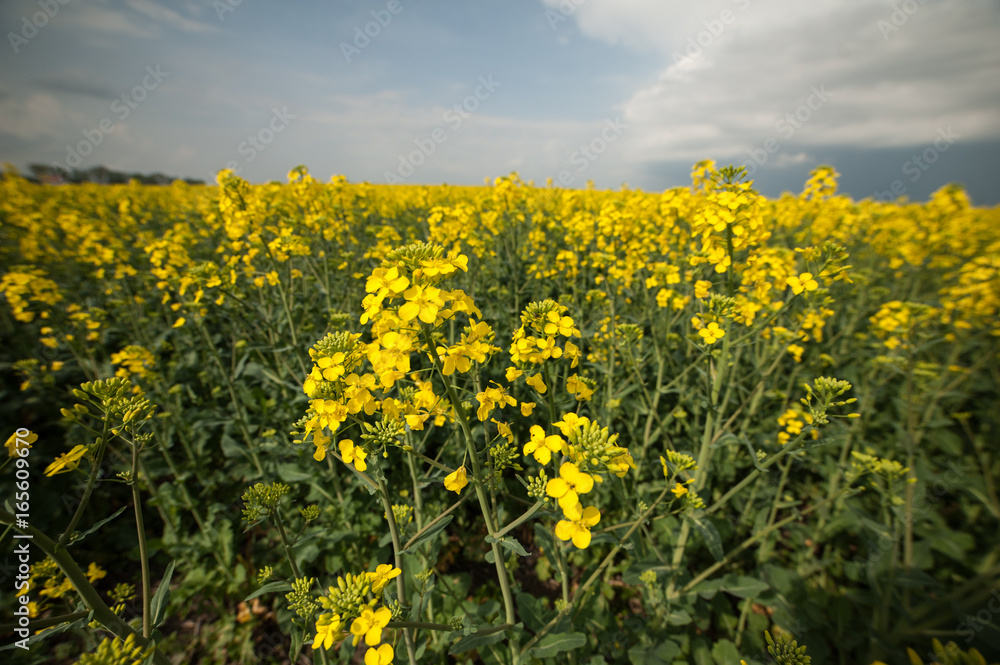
[350,606,391,647]
[565,374,594,401]
[698,322,725,344]
[444,466,468,494]
[339,439,367,472]
[554,503,601,549]
[365,643,394,665]
[5,430,36,457]
[44,444,89,477]
[312,430,330,462]
[525,373,547,394]
[399,284,444,324]
[522,425,564,465]
[172,317,186,328]
[366,266,410,298]
[86,562,107,583]
[520,401,536,416]
[546,462,595,511]
[787,272,819,295]
[543,312,577,337]
[671,482,688,498]
[312,612,343,651]
[368,564,402,593]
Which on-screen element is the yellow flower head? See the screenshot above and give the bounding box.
[350,606,391,647]
[339,439,367,472]
[44,444,89,477]
[522,425,564,465]
[368,564,402,594]
[5,430,36,457]
[554,502,601,549]
[444,466,468,494]
[365,643,395,665]
[546,462,595,511]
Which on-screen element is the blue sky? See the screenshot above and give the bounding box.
[2,0,999,203]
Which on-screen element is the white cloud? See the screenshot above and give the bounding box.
[542,0,1000,167]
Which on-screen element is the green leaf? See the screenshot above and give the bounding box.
[530,632,588,658]
[629,639,681,665]
[711,638,741,665]
[688,514,724,562]
[400,515,453,554]
[666,608,694,625]
[498,536,530,557]
[150,560,175,629]
[719,574,769,599]
[515,592,550,633]
[449,626,509,655]
[69,505,128,545]
[244,580,292,602]
[0,609,93,652]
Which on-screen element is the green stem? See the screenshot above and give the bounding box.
[0,508,170,665]
[58,417,109,548]
[518,485,672,662]
[377,479,418,665]
[420,325,517,631]
[129,437,152,638]
[273,510,301,580]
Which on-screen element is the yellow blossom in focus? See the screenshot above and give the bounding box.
[444,466,468,493]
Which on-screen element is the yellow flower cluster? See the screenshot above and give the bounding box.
[520,413,634,549]
[312,563,402,664]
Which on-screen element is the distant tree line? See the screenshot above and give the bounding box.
[23,164,205,186]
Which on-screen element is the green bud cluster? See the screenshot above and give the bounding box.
[520,299,564,334]
[77,634,153,665]
[526,470,550,501]
[765,630,812,665]
[361,417,405,447]
[324,572,373,618]
[488,440,522,480]
[801,376,857,425]
[567,419,625,476]
[384,241,443,267]
[286,577,318,618]
[241,482,290,522]
[300,505,321,522]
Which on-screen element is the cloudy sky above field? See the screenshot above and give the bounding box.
[1,0,999,203]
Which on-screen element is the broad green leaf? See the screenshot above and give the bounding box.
[449,626,509,655]
[529,632,587,658]
[720,574,769,599]
[712,638,741,665]
[69,505,128,545]
[150,560,176,629]
[244,580,292,602]
[688,514,724,562]
[400,515,453,554]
